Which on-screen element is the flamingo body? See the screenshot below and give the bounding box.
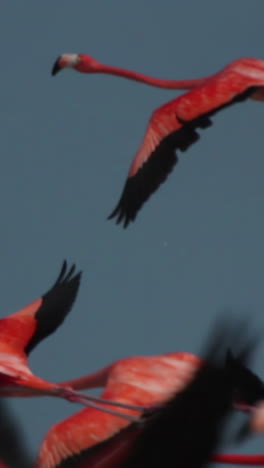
[37,319,263,467]
[37,339,264,467]
[52,54,264,226]
[36,352,201,467]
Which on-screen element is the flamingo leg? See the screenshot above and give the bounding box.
[59,388,144,423]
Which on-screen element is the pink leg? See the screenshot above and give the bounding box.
[59,387,144,423]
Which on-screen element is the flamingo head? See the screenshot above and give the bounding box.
[51,54,101,76]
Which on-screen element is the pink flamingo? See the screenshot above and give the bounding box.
[36,327,264,467]
[0,261,142,418]
[36,352,202,467]
[52,54,264,227]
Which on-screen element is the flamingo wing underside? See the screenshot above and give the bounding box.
[108,119,208,228]
[109,86,258,228]
[53,424,139,468]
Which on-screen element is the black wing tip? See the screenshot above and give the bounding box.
[107,206,134,229]
[108,143,178,229]
[51,260,82,291]
[43,260,82,314]
[107,177,143,228]
[25,260,82,354]
[204,317,253,363]
[51,56,61,76]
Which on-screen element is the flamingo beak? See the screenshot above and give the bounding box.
[51,57,62,76]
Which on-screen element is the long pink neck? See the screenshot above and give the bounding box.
[94,64,210,90]
[212,453,264,465]
[58,364,112,390]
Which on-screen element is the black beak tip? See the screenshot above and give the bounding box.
[51,58,61,76]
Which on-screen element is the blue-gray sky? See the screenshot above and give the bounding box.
[1,0,264,462]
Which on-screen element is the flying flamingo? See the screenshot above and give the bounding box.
[36,351,203,467]
[120,331,248,468]
[0,260,144,418]
[0,260,81,401]
[52,54,264,227]
[36,321,264,468]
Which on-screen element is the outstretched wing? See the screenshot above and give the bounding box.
[109,83,257,227]
[226,348,264,404]
[25,261,81,354]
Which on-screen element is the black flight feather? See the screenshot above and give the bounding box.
[108,86,258,228]
[25,261,82,354]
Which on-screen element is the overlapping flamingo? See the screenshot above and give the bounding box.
[37,352,202,467]
[35,319,264,467]
[52,54,264,226]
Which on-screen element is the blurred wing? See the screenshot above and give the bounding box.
[36,353,201,468]
[226,348,264,405]
[120,318,255,468]
[0,398,32,468]
[43,319,256,468]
